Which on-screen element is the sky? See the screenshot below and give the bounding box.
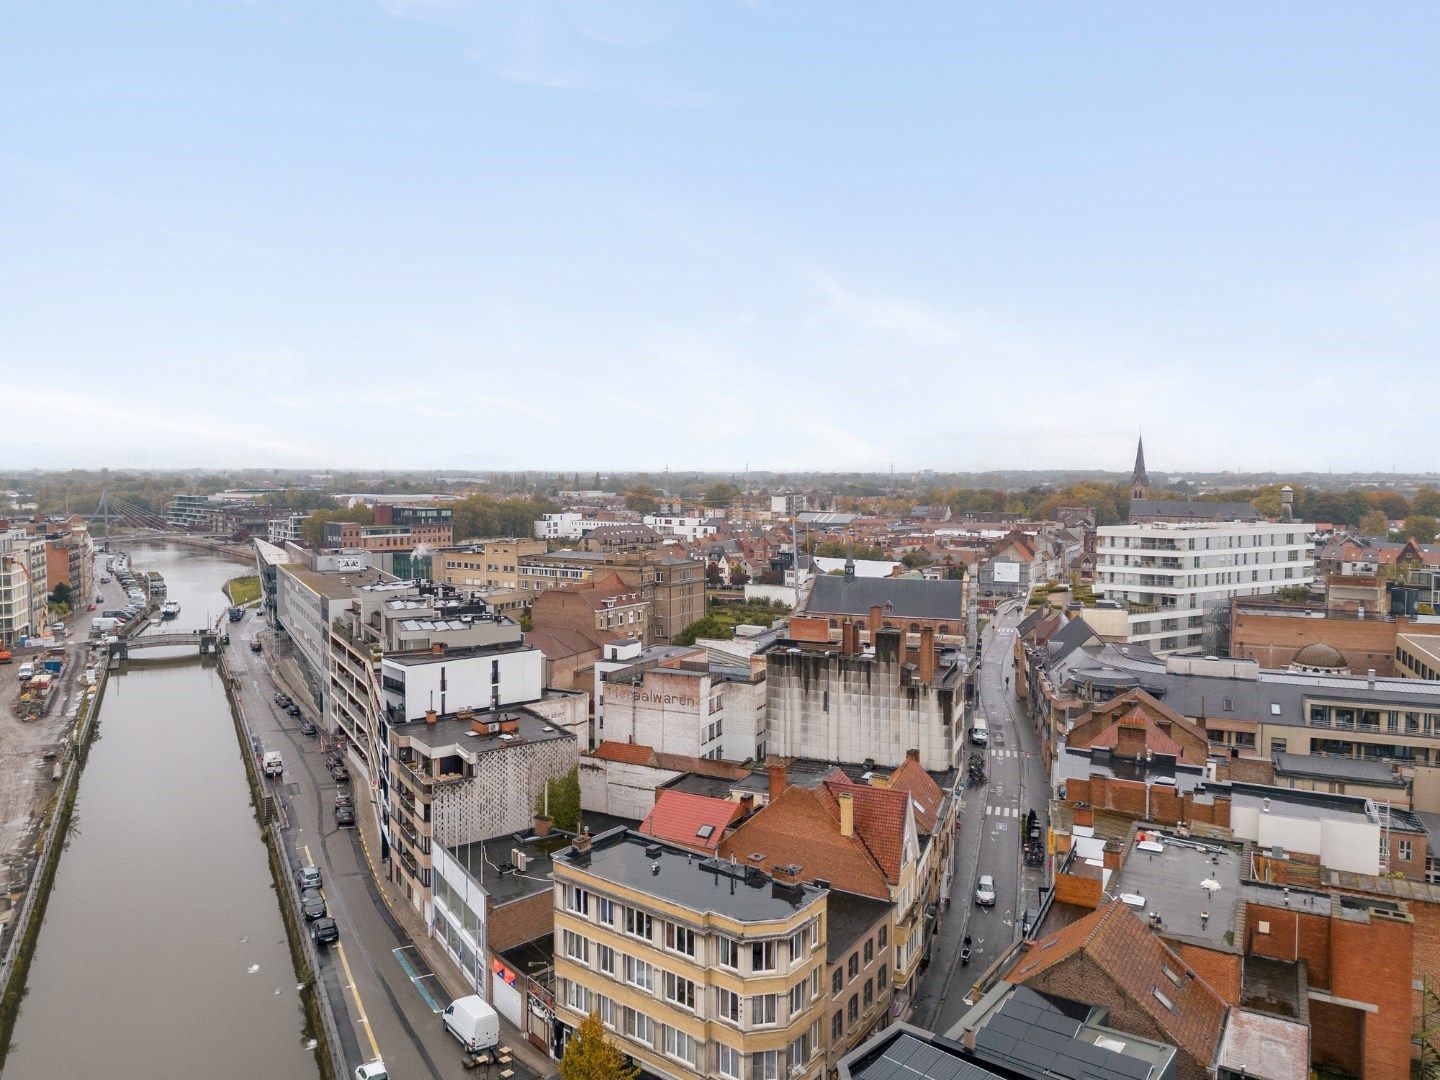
[4,2,1439,474]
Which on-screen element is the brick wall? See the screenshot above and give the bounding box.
[1232,609,1399,676]
[1310,998,1365,1076]
[1062,776,1230,829]
[1242,902,1332,987]
[1330,909,1415,1080]
[488,890,554,953]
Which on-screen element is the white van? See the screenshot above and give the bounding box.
[442,995,499,1053]
[262,751,284,778]
[17,662,35,681]
[970,717,989,746]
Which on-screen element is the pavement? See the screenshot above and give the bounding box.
[912,598,1050,1036]
[224,611,550,1080]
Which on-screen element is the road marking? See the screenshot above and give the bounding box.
[336,940,382,1060]
[393,946,447,1013]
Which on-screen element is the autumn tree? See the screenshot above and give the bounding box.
[623,486,660,514]
[1358,509,1390,537]
[1399,515,1440,543]
[560,1011,639,1080]
[300,505,375,546]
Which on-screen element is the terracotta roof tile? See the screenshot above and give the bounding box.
[820,776,911,884]
[1007,902,1228,1069]
[882,757,945,833]
[639,789,742,852]
[591,741,656,766]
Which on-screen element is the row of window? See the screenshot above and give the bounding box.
[561,982,819,1078]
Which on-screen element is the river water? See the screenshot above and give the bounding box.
[5,542,318,1080]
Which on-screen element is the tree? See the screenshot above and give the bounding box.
[900,551,932,569]
[1400,515,1440,543]
[300,506,375,546]
[706,562,724,586]
[1412,487,1440,517]
[623,487,660,514]
[560,1012,638,1080]
[535,766,581,832]
[49,582,72,606]
[704,482,741,508]
[1358,509,1390,537]
[1273,585,1314,603]
[729,563,750,587]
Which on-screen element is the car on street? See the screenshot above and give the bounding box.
[301,889,327,920]
[250,640,262,653]
[335,804,355,827]
[286,704,302,716]
[301,720,317,736]
[330,763,350,782]
[974,874,996,906]
[298,865,322,890]
[310,917,338,945]
[355,1061,389,1080]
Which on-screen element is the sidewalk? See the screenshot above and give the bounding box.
[351,763,557,1079]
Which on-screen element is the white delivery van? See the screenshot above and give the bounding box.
[442,995,499,1053]
[970,716,989,746]
[17,662,35,681]
[262,751,284,777]
[92,617,119,635]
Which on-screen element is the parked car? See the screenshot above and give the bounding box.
[355,1062,389,1080]
[330,763,350,782]
[301,720,317,737]
[301,889,327,920]
[274,692,291,707]
[335,790,353,808]
[250,640,262,653]
[298,865,322,890]
[335,804,356,827]
[974,874,997,907]
[310,918,338,945]
[286,704,302,717]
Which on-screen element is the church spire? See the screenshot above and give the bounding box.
[1130,435,1149,501]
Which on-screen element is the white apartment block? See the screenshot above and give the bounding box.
[1096,520,1315,655]
[267,513,308,545]
[643,514,720,542]
[535,513,630,541]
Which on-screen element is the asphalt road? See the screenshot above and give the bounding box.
[914,598,1049,1036]
[225,612,539,1080]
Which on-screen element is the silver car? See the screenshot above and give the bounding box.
[974,874,996,906]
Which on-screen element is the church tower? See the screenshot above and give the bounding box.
[1130,436,1149,501]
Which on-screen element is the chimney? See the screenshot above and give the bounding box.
[1367,668,1376,688]
[918,625,936,684]
[500,716,520,734]
[425,708,438,726]
[572,827,591,855]
[1102,839,1123,870]
[737,794,755,818]
[838,791,855,837]
[840,619,855,656]
[906,748,920,764]
[431,641,445,655]
[867,604,883,641]
[533,813,552,837]
[767,759,787,804]
[771,863,802,885]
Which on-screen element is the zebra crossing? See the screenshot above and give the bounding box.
[985,805,1020,818]
[982,749,1021,759]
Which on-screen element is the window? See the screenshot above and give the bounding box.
[752,940,777,973]
[664,971,696,1011]
[717,936,739,970]
[596,943,615,976]
[790,1021,819,1067]
[716,987,741,1024]
[624,1007,653,1046]
[1153,988,1175,1011]
[863,979,873,1008]
[864,938,874,965]
[1400,839,1414,862]
[665,922,697,957]
[878,925,887,950]
[597,897,615,924]
[788,980,807,1017]
[564,980,592,1013]
[626,907,653,941]
[832,969,843,995]
[833,1011,843,1040]
[788,923,813,962]
[848,953,859,980]
[598,994,615,1029]
[562,929,589,965]
[753,1049,779,1080]
[566,886,589,915]
[877,965,888,991]
[847,994,858,1022]
[663,1025,697,1067]
[717,1043,742,1079]
[624,955,653,992]
[750,993,778,1027]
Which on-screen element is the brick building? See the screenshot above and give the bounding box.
[432,538,546,590]
[529,573,650,645]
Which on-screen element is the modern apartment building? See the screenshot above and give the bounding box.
[267,512,308,546]
[1096,520,1314,654]
[0,530,47,645]
[551,828,830,1079]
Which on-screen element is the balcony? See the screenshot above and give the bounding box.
[392,754,433,795]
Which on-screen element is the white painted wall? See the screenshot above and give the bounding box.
[383,648,544,721]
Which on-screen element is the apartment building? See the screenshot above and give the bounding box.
[1096,520,1315,654]
[522,552,705,644]
[0,530,47,645]
[643,514,722,542]
[322,519,453,550]
[529,573,650,645]
[551,828,830,1079]
[40,517,93,604]
[432,538,546,590]
[374,503,453,529]
[520,551,608,593]
[535,512,633,541]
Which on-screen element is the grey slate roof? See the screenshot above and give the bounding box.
[1045,618,1099,664]
[804,575,964,620]
[1271,751,1405,787]
[1128,498,1261,522]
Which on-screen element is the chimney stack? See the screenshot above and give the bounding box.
[867,604,883,642]
[767,758,787,804]
[533,813,552,837]
[918,625,936,684]
[906,748,920,764]
[572,827,591,855]
[838,791,855,837]
[425,708,438,726]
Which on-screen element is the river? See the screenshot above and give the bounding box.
[4,542,319,1080]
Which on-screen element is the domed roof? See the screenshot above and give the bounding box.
[1291,642,1348,672]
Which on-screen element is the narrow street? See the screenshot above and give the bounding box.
[913,597,1049,1035]
[223,613,545,1080]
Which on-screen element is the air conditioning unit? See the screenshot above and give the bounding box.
[512,849,531,873]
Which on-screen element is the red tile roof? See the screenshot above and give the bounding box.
[1089,710,1184,759]
[639,789,742,851]
[591,741,656,766]
[717,786,891,899]
[816,776,912,884]
[1007,902,1228,1069]
[882,757,945,833]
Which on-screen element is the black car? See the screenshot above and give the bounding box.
[310,917,338,945]
[301,889,327,920]
[301,720,317,737]
[335,804,355,827]
[286,704,302,717]
[250,640,262,653]
[330,763,350,782]
[274,692,291,707]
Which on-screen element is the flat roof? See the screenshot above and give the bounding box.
[450,832,571,907]
[839,1025,1003,1080]
[556,829,825,925]
[1271,751,1405,787]
[1216,1009,1309,1080]
[383,638,533,665]
[285,565,387,598]
[396,705,573,757]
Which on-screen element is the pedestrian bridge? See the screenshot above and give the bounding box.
[110,630,219,659]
